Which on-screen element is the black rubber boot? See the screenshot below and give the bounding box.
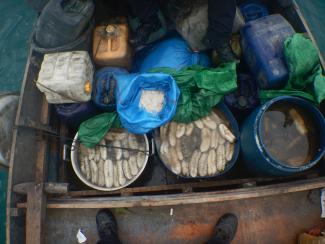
[214,43,239,64]
[202,36,238,64]
[96,209,122,244]
[129,14,162,48]
[206,213,238,244]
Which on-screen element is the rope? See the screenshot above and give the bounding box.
[34,79,88,103]
[14,125,150,156]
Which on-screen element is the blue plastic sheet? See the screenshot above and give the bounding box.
[0,0,36,92]
[115,73,180,134]
[134,37,211,73]
[239,1,269,22]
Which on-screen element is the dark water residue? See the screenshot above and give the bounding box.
[261,102,320,167]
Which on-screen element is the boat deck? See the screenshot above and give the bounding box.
[44,190,323,244]
[6,1,325,243]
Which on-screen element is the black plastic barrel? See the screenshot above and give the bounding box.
[54,101,100,128]
[34,0,94,49]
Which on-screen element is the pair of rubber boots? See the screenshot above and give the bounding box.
[96,209,238,244]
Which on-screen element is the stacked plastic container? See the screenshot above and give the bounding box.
[241,14,295,89]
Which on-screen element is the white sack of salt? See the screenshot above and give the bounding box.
[139,90,165,114]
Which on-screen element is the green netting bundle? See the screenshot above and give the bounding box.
[151,63,237,123]
[260,34,325,104]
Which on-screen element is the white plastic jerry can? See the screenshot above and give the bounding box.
[37,51,94,104]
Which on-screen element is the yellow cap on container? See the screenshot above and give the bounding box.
[105,25,116,34]
[84,80,91,94]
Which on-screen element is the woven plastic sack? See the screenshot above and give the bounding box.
[115,73,180,134]
[260,34,325,104]
[151,63,237,123]
[134,37,211,73]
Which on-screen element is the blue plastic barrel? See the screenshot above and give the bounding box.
[241,14,295,89]
[239,1,269,22]
[54,101,99,127]
[241,96,325,176]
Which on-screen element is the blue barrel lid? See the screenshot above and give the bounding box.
[239,0,269,22]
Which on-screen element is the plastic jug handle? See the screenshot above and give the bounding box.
[105,25,120,52]
[110,37,120,52]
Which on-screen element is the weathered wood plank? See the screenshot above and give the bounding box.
[67,178,256,197]
[58,124,69,182]
[66,172,319,198]
[13,182,68,195]
[17,177,325,209]
[26,184,46,244]
[25,97,49,244]
[6,49,34,244]
[43,191,323,244]
[35,99,49,183]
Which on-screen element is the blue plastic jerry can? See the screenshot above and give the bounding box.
[241,14,295,89]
